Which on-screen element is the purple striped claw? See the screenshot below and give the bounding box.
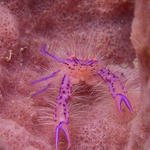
[116,93,133,112]
[56,122,71,150]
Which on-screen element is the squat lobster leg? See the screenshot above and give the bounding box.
[98,68,133,112]
[31,83,51,97]
[40,44,68,65]
[31,70,60,85]
[31,70,60,97]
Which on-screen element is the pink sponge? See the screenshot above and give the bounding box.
[0,5,19,49]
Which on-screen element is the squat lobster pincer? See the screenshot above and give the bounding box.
[98,68,133,112]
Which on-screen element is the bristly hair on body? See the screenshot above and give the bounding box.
[30,33,133,149]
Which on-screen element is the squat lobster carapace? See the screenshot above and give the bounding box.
[31,44,133,149]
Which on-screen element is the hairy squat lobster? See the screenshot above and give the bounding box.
[31,44,133,149]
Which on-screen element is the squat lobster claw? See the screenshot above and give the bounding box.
[98,68,133,113]
[54,74,72,149]
[56,122,71,150]
[116,93,133,112]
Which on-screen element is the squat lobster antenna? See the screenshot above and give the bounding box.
[40,44,68,65]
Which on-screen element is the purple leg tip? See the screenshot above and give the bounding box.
[40,44,47,54]
[56,124,60,150]
[61,126,71,149]
[55,122,71,149]
[117,93,133,112]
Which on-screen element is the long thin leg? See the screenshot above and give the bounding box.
[31,84,50,97]
[31,70,60,85]
[40,44,67,64]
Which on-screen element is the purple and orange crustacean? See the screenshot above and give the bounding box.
[31,44,133,150]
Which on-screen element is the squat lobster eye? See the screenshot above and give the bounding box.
[71,55,76,58]
[92,58,97,61]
